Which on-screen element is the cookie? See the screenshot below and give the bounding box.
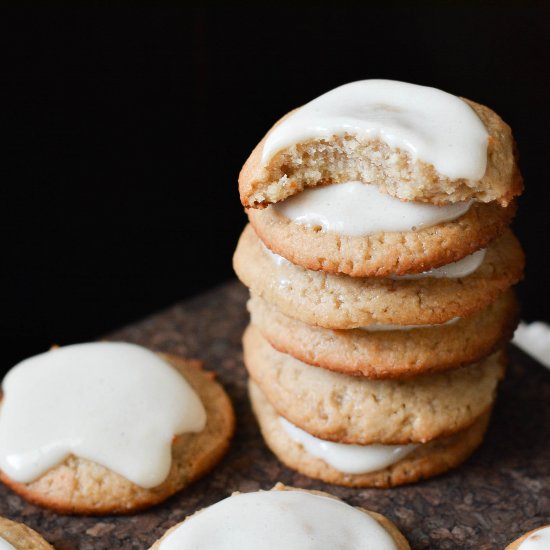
[234,224,524,328]
[250,380,491,488]
[505,526,550,549]
[239,81,522,208]
[248,198,516,277]
[0,351,235,514]
[248,290,518,379]
[0,517,54,550]
[243,325,504,445]
[149,483,410,549]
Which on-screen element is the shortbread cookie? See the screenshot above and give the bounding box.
[505,526,550,549]
[0,517,54,550]
[248,197,515,276]
[239,80,522,208]
[243,325,504,445]
[234,224,524,328]
[250,381,491,488]
[149,483,410,549]
[248,290,518,378]
[0,347,234,514]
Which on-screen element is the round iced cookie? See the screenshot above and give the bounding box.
[149,484,410,549]
[239,80,522,208]
[248,290,518,379]
[248,186,516,277]
[250,381,491,488]
[233,224,524,328]
[0,343,235,514]
[243,325,504,445]
[506,526,550,549]
[0,517,53,550]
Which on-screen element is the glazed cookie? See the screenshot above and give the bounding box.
[0,517,54,550]
[239,80,522,208]
[243,325,504,445]
[505,526,550,549]
[149,483,410,549]
[234,224,524,328]
[248,290,518,379]
[248,192,516,276]
[250,381,491,488]
[0,343,235,514]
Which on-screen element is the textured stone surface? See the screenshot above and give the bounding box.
[0,280,548,549]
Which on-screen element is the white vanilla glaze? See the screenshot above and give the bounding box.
[261,242,292,267]
[280,417,418,474]
[0,537,15,550]
[158,490,398,550]
[513,322,550,370]
[274,181,471,237]
[0,342,207,488]
[518,527,550,549]
[262,79,489,180]
[260,242,294,292]
[359,317,460,332]
[391,248,486,280]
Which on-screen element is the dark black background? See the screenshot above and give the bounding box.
[3,6,550,371]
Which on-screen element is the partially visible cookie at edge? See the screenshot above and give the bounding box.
[149,482,411,549]
[0,516,54,550]
[505,526,550,549]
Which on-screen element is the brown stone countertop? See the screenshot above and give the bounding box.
[1,281,548,549]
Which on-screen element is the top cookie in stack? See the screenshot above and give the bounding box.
[234,79,524,487]
[240,80,521,208]
[239,80,522,278]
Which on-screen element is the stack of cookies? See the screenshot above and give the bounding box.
[234,80,524,487]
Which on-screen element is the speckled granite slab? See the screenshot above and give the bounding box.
[1,281,548,549]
